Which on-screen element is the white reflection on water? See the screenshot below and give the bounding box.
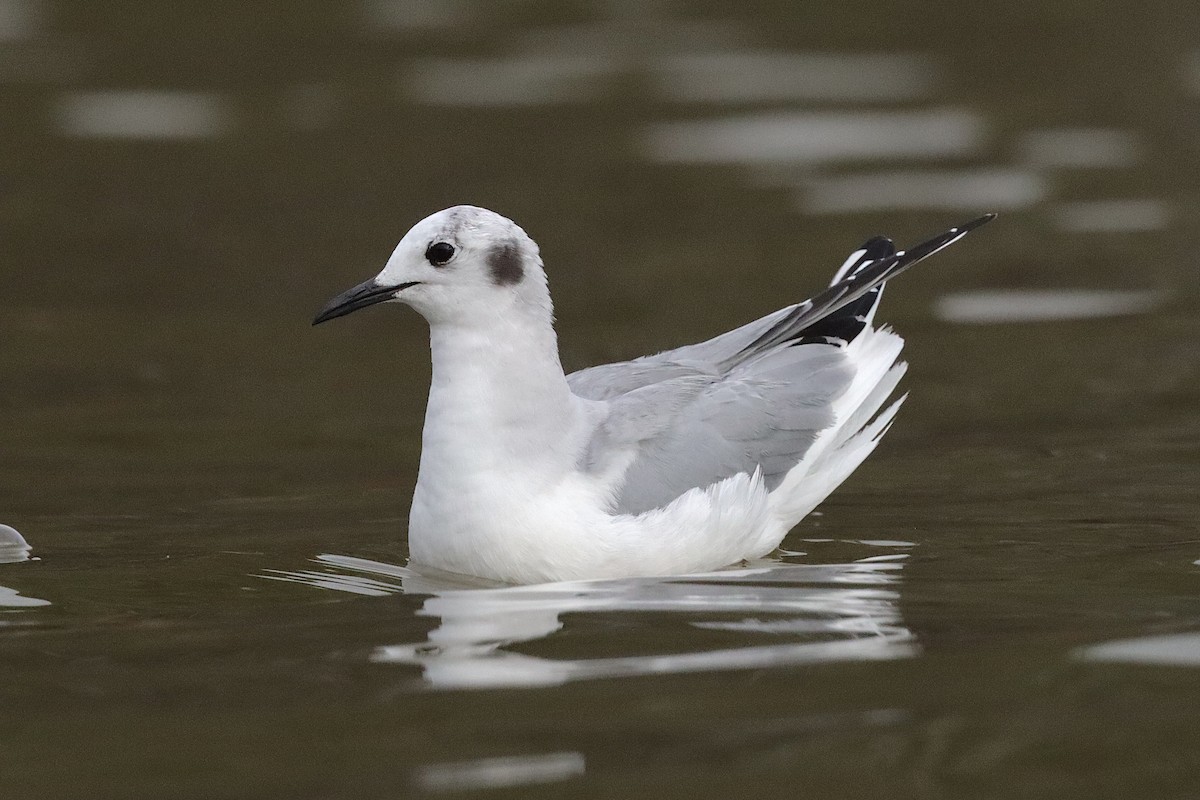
[414,751,585,793]
[1077,632,1200,667]
[645,109,983,165]
[1017,128,1142,169]
[399,17,756,108]
[0,584,50,607]
[801,168,1044,214]
[54,90,232,139]
[934,289,1163,324]
[1051,199,1172,233]
[654,51,937,103]
[266,549,916,690]
[403,55,616,107]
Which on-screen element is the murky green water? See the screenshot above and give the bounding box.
[3,1,1199,797]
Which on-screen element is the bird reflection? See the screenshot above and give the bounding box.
[264,546,917,690]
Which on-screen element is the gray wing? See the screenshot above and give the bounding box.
[580,344,855,515]
[567,307,796,401]
[568,215,995,514]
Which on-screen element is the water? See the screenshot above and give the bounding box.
[3,1,1200,797]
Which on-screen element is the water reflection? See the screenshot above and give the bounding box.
[934,289,1163,324]
[54,90,232,139]
[414,751,585,793]
[1017,128,1142,169]
[1077,632,1200,667]
[653,51,937,103]
[0,584,50,608]
[265,547,916,690]
[802,168,1043,214]
[404,55,616,107]
[644,109,982,165]
[1051,199,1171,233]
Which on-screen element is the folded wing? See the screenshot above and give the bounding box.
[569,215,993,515]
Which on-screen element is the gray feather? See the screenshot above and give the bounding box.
[567,214,995,514]
[576,346,854,515]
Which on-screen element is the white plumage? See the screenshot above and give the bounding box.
[314,206,992,584]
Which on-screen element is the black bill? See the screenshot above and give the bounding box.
[312,278,419,326]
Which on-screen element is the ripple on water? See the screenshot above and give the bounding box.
[1077,632,1200,667]
[402,55,616,107]
[800,168,1044,214]
[414,752,586,793]
[652,51,938,104]
[263,548,917,690]
[934,289,1163,324]
[1017,128,1143,169]
[643,109,983,166]
[54,90,232,139]
[1051,199,1172,233]
[0,585,50,608]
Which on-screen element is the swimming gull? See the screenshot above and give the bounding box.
[314,206,993,584]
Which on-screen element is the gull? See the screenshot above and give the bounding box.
[314,206,993,584]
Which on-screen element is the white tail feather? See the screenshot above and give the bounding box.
[768,325,907,525]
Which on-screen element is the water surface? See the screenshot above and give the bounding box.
[2,1,1199,798]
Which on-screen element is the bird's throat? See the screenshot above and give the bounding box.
[422,320,581,477]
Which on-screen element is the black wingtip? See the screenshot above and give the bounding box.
[963,213,997,231]
[858,235,896,259]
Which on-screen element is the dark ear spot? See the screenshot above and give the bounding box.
[487,241,524,286]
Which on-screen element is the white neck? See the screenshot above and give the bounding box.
[420,307,583,486]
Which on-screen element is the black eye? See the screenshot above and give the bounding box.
[425,241,455,266]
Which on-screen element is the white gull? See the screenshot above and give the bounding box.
[314,206,992,584]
